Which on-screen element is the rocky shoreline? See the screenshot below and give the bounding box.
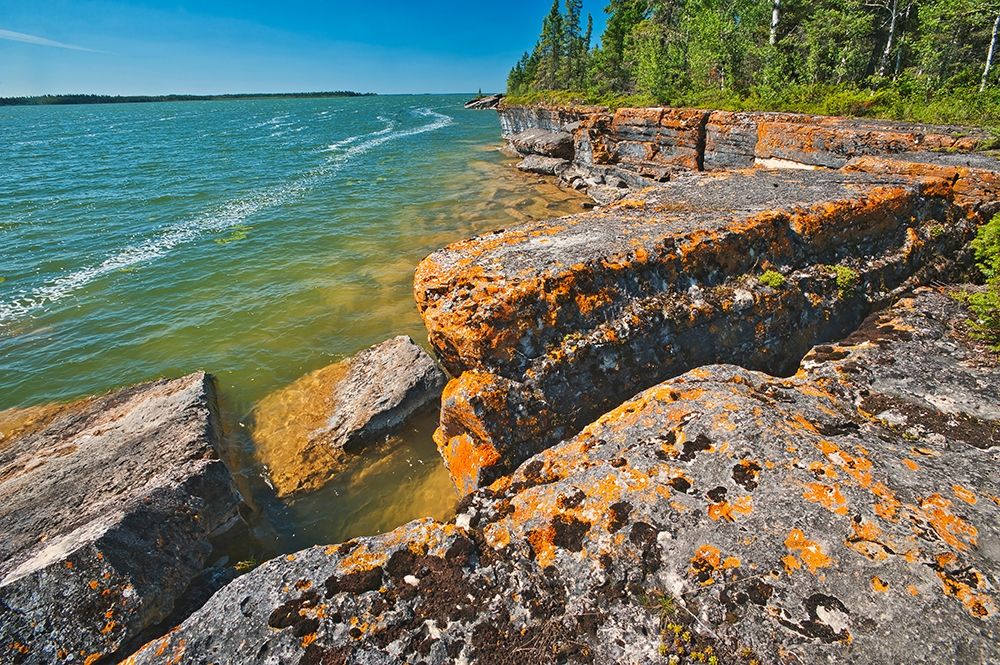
[2,103,998,664]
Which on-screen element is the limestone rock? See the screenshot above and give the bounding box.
[0,372,243,664]
[415,168,981,494]
[124,290,999,665]
[515,155,570,176]
[252,336,446,497]
[508,129,575,160]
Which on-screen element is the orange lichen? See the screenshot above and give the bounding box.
[784,528,833,574]
[845,520,889,562]
[871,577,890,592]
[84,654,102,665]
[902,459,920,472]
[301,633,318,648]
[707,495,753,522]
[917,494,977,552]
[951,485,977,505]
[802,482,849,515]
[527,526,557,569]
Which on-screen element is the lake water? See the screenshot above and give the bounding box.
[0,94,587,557]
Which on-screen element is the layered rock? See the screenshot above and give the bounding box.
[415,167,983,494]
[124,290,999,665]
[0,373,243,664]
[499,103,995,177]
[508,129,575,160]
[252,336,447,497]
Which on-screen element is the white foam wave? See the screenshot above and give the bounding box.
[0,108,454,329]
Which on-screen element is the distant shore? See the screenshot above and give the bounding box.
[0,91,376,107]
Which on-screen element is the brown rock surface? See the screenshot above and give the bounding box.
[0,373,243,664]
[252,336,446,497]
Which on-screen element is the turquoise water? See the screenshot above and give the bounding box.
[0,94,587,555]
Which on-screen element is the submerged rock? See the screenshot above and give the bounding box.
[252,336,446,497]
[516,155,571,176]
[415,167,986,494]
[124,290,1000,664]
[0,372,243,664]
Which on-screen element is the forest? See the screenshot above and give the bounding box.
[507,0,1000,128]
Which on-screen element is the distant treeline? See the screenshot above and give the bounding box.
[0,91,377,106]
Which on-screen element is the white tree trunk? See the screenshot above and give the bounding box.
[770,0,781,46]
[982,12,1000,92]
[878,0,899,76]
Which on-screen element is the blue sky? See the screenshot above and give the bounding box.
[0,1,608,96]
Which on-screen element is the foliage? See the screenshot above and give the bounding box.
[971,213,1000,279]
[508,0,1000,129]
[962,214,1000,349]
[758,270,786,289]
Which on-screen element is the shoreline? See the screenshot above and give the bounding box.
[2,101,999,663]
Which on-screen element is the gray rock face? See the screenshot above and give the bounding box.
[516,155,571,176]
[252,336,447,496]
[124,290,1000,664]
[0,372,243,664]
[508,129,575,160]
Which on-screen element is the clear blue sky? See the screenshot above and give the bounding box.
[0,1,608,96]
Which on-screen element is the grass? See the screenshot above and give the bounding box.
[505,82,1000,135]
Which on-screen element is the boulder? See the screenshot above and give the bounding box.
[415,168,982,494]
[0,372,243,664]
[123,290,1000,665]
[252,336,446,497]
[515,155,570,176]
[508,129,575,160]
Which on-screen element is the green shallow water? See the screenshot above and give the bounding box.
[0,94,588,557]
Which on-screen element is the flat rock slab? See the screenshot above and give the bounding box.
[252,336,446,497]
[508,129,575,160]
[125,290,999,665]
[415,167,988,493]
[0,372,242,664]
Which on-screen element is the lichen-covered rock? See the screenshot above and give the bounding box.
[415,168,979,494]
[844,154,1000,221]
[500,104,994,175]
[124,290,999,664]
[508,129,575,160]
[252,336,446,497]
[516,155,571,176]
[0,373,243,664]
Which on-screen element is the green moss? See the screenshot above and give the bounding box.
[928,224,946,240]
[758,270,786,289]
[826,264,860,298]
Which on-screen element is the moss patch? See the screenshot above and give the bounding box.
[758,270,786,289]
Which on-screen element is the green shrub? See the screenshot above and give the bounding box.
[758,270,786,289]
[963,215,1000,349]
[970,214,1000,279]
